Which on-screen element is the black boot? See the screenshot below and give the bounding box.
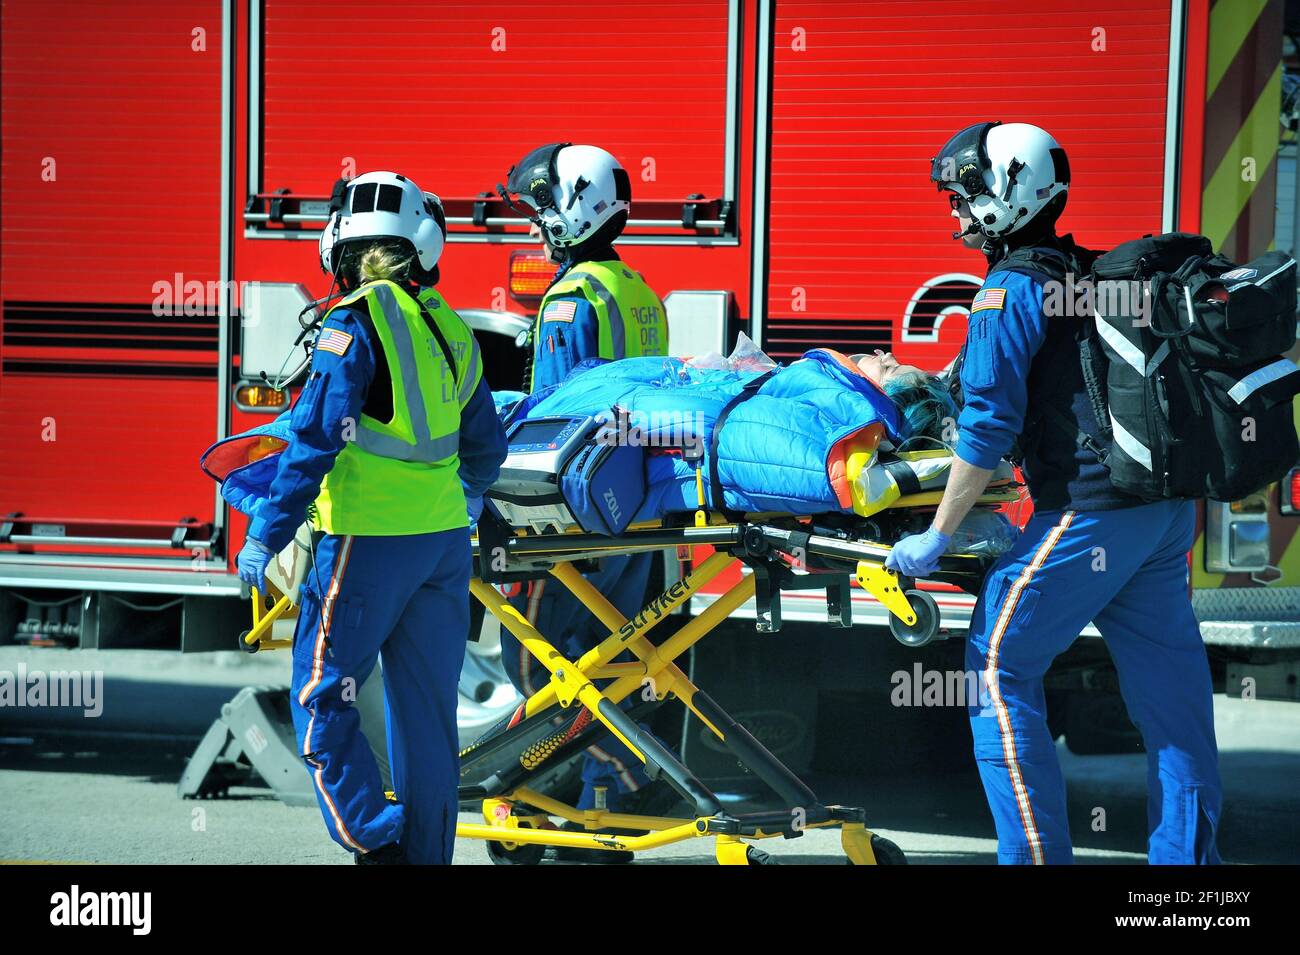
[354,841,409,865]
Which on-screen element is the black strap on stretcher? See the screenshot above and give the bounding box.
[707,369,778,514]
[880,457,923,497]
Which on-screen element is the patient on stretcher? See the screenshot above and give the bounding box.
[495,342,1019,555]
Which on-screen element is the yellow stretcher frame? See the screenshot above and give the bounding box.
[455,543,887,865]
[242,496,1013,865]
[449,499,1012,866]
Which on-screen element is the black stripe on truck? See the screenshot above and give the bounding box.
[1,300,240,378]
[2,359,217,380]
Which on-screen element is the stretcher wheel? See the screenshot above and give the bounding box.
[844,835,908,865]
[485,823,546,866]
[888,590,939,648]
[870,835,907,865]
[238,630,259,654]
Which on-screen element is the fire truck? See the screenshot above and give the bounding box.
[2,0,1298,753]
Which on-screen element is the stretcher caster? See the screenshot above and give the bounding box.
[843,834,907,865]
[238,630,259,654]
[485,823,546,866]
[888,590,940,648]
[869,835,907,865]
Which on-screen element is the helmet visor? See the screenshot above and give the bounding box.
[930,121,1000,198]
[498,142,571,223]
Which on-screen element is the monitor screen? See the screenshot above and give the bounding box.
[510,417,574,448]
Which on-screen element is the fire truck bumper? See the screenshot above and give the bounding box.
[1193,587,1300,648]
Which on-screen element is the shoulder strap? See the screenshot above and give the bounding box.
[708,370,778,512]
[988,245,1071,284]
[409,289,461,391]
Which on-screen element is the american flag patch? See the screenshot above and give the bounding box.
[542,300,577,323]
[317,327,354,356]
[971,287,1007,313]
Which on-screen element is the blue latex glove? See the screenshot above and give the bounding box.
[884,526,951,578]
[466,496,485,524]
[237,538,274,591]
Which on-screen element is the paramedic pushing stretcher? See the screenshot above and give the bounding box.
[497,144,671,862]
[236,172,507,864]
[886,122,1221,864]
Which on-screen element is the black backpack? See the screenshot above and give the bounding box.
[1005,233,1300,502]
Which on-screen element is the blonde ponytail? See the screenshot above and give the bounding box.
[358,244,414,283]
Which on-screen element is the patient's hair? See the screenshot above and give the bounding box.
[884,371,959,445]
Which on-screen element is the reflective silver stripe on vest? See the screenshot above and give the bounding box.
[458,330,481,405]
[1227,358,1299,404]
[1109,412,1152,471]
[353,284,460,463]
[583,271,626,359]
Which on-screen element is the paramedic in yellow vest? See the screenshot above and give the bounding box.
[235,171,506,865]
[496,144,672,861]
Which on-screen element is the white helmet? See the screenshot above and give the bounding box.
[498,143,631,249]
[318,171,446,275]
[930,122,1070,239]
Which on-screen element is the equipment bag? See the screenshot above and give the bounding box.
[558,415,647,536]
[1088,233,1300,501]
[486,410,647,535]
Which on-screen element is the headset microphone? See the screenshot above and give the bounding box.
[953,220,982,241]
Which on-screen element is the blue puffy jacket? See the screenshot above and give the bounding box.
[517,350,906,518]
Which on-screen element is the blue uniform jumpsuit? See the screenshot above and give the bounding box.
[500,253,656,810]
[957,267,1222,865]
[248,301,506,864]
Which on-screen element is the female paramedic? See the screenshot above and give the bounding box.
[890,122,1222,864]
[235,171,507,865]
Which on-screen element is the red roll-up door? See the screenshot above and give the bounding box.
[0,1,225,548]
[764,0,1172,365]
[258,0,734,207]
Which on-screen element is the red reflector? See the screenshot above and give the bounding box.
[1289,470,1300,511]
[1206,286,1229,304]
[509,250,552,302]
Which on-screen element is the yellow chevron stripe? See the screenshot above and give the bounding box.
[1206,0,1270,99]
[1202,63,1282,251]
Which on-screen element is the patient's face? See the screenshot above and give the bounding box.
[855,350,922,387]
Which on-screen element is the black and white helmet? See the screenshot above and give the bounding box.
[930,122,1070,239]
[498,143,631,248]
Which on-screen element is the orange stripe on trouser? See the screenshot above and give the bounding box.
[296,535,365,853]
[298,535,354,707]
[982,511,1075,866]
